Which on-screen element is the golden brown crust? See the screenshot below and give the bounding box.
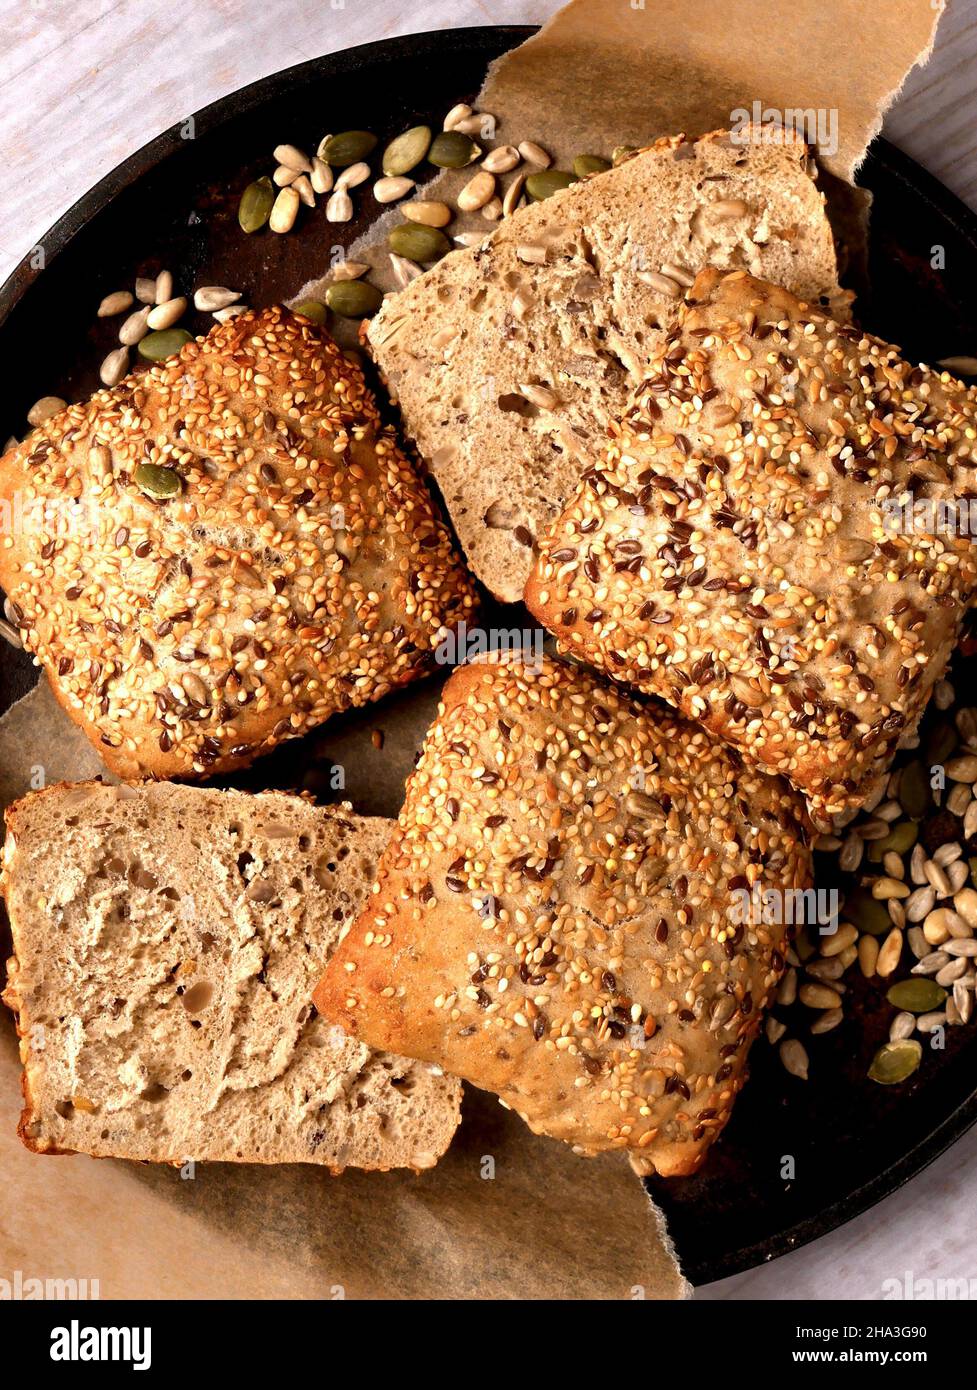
[526,269,977,824]
[315,654,812,1175]
[0,308,476,780]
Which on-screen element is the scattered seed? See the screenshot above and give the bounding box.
[887,978,947,1013]
[820,923,858,958]
[947,754,977,783]
[890,1011,916,1041]
[573,153,611,177]
[325,189,353,223]
[134,276,156,304]
[321,130,378,166]
[99,346,129,386]
[270,186,300,233]
[810,1008,843,1035]
[374,175,415,204]
[310,157,333,194]
[776,967,798,1006]
[336,161,371,192]
[273,143,311,173]
[213,306,247,323]
[938,355,977,374]
[869,1039,921,1085]
[388,223,450,262]
[779,1038,809,1080]
[806,956,845,982]
[193,286,241,312]
[936,957,968,986]
[273,165,299,187]
[290,300,327,326]
[292,174,316,207]
[389,252,423,288]
[944,938,977,957]
[238,176,275,232]
[799,982,842,1010]
[912,950,951,976]
[916,1011,947,1033]
[429,130,480,168]
[97,290,133,317]
[146,296,187,330]
[517,382,560,410]
[954,981,974,1023]
[324,280,383,318]
[402,199,452,227]
[458,170,496,212]
[154,270,173,305]
[480,196,503,221]
[443,103,472,131]
[876,927,904,978]
[924,859,952,897]
[518,140,551,167]
[382,125,432,177]
[482,145,521,174]
[872,876,909,900]
[858,934,879,977]
[883,851,905,880]
[637,269,683,297]
[844,887,890,935]
[503,172,527,217]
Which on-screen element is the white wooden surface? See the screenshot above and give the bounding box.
[2,0,976,1300]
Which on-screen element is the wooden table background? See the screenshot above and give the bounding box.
[2,0,976,1300]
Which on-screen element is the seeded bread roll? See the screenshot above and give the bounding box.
[526,269,977,826]
[0,307,476,780]
[314,654,812,1176]
[367,128,843,602]
[1,781,461,1170]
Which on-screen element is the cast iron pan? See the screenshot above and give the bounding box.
[2,24,976,1287]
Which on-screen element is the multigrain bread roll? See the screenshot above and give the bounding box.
[1,781,461,1170]
[314,654,812,1176]
[0,307,476,780]
[526,269,977,826]
[367,128,844,601]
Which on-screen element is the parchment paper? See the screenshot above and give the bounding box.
[2,0,946,1301]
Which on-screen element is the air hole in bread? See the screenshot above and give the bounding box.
[140,1083,169,1103]
[237,851,255,878]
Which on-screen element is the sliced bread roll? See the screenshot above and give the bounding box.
[368,128,844,601]
[1,782,461,1170]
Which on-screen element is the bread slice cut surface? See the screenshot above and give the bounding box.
[1,781,461,1170]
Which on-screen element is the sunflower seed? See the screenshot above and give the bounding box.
[916,1010,947,1033]
[858,935,879,977]
[815,833,842,852]
[146,297,187,330]
[875,799,903,822]
[213,306,248,323]
[938,355,977,374]
[909,843,929,884]
[936,957,968,986]
[292,174,315,207]
[957,707,977,742]
[876,927,904,978]
[890,1011,916,1041]
[944,938,977,957]
[480,146,519,176]
[481,196,503,221]
[810,1008,843,1034]
[374,176,416,204]
[806,956,845,982]
[274,143,311,173]
[330,261,369,281]
[947,997,962,1025]
[26,396,66,426]
[857,817,891,841]
[336,161,370,192]
[99,346,129,386]
[776,967,798,1005]
[948,754,977,783]
[636,269,682,297]
[954,981,974,1022]
[820,922,857,957]
[906,885,935,922]
[389,253,422,288]
[948,861,970,892]
[443,103,473,131]
[947,782,972,816]
[457,170,496,212]
[907,926,929,959]
[518,140,552,167]
[912,950,951,975]
[924,860,952,897]
[135,276,156,304]
[765,1016,786,1044]
[709,198,749,219]
[872,876,909,900]
[883,851,905,880]
[273,164,299,187]
[518,382,560,410]
[97,290,133,317]
[325,189,353,223]
[779,1039,809,1080]
[952,887,977,927]
[503,172,527,217]
[193,286,241,312]
[154,270,173,305]
[799,982,842,1009]
[661,261,696,288]
[888,899,907,928]
[454,232,490,248]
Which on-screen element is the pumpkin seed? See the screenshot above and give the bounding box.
[388,223,451,262]
[526,170,578,201]
[428,130,480,168]
[899,760,930,818]
[873,820,918,856]
[382,125,432,176]
[238,176,274,233]
[324,280,383,318]
[137,328,192,362]
[573,153,611,177]
[291,300,327,326]
[868,1039,921,1085]
[886,978,948,1013]
[134,461,181,499]
[844,886,890,936]
[321,130,378,166]
[403,200,452,227]
[612,145,637,165]
[925,722,957,767]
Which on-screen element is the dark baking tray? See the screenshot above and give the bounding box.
[2,24,977,1288]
